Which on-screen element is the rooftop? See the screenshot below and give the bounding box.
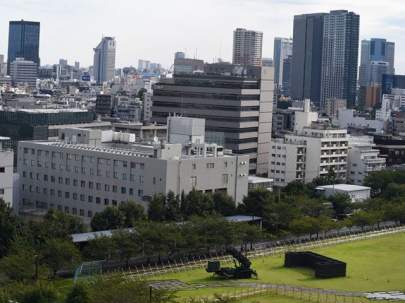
[316,184,371,192]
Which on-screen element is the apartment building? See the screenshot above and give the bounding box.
[17,118,249,222]
[270,124,348,186]
[0,137,13,206]
[347,136,386,185]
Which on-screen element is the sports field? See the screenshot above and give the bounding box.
[156,232,405,301]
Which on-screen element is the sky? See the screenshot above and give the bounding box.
[1,0,405,72]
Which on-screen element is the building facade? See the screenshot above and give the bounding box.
[269,125,348,187]
[232,28,263,67]
[273,38,292,93]
[359,38,395,88]
[291,13,326,108]
[347,136,386,185]
[151,67,274,176]
[7,20,40,75]
[320,10,360,109]
[10,58,38,87]
[0,138,14,206]
[93,37,116,84]
[17,124,249,222]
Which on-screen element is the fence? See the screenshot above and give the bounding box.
[122,224,405,280]
[181,284,375,303]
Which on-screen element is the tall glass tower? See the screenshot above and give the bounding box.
[7,20,40,75]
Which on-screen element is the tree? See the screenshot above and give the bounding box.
[238,188,273,217]
[40,239,81,278]
[91,207,125,231]
[148,194,167,221]
[213,192,236,216]
[349,210,379,231]
[65,283,90,303]
[165,191,182,221]
[329,193,353,218]
[82,236,117,261]
[118,201,145,227]
[112,230,139,267]
[0,238,41,282]
[0,199,18,257]
[89,274,176,303]
[181,190,214,217]
[42,209,85,239]
[15,283,58,303]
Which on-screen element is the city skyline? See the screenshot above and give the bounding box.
[1,0,405,72]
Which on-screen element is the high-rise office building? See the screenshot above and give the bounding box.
[320,10,360,109]
[151,66,274,176]
[273,38,292,89]
[291,13,326,108]
[359,38,395,87]
[0,55,6,76]
[232,28,263,67]
[93,37,116,84]
[7,20,40,75]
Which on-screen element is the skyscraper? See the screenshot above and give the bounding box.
[291,13,326,108]
[93,37,116,84]
[232,28,263,67]
[273,37,292,89]
[7,20,40,75]
[359,38,395,87]
[320,10,360,109]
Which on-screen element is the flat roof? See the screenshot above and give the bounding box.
[248,175,274,184]
[225,215,262,223]
[71,228,134,243]
[316,184,371,192]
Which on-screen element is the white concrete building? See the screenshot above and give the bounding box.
[347,136,386,185]
[294,99,318,132]
[17,118,249,222]
[10,58,38,87]
[376,91,405,122]
[316,184,371,202]
[270,125,348,187]
[0,137,13,206]
[336,109,384,133]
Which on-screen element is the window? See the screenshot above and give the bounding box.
[73,179,78,186]
[112,185,117,193]
[121,187,126,194]
[65,192,70,198]
[65,178,70,185]
[58,190,62,198]
[153,177,156,185]
[73,193,78,200]
[96,197,101,204]
[206,163,215,169]
[96,183,101,190]
[88,196,93,203]
[88,210,93,218]
[88,181,93,189]
[192,163,197,170]
[112,200,118,206]
[81,181,86,188]
[104,199,109,205]
[79,209,84,216]
[191,176,197,187]
[80,194,85,201]
[129,188,134,195]
[0,189,4,195]
[222,174,229,185]
[138,189,143,197]
[72,208,77,215]
[0,167,5,173]
[105,184,110,192]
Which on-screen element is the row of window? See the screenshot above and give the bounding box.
[22,149,145,169]
[21,165,146,182]
[22,185,144,200]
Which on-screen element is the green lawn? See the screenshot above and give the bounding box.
[158,232,405,294]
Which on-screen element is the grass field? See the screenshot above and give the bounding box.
[156,232,405,301]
